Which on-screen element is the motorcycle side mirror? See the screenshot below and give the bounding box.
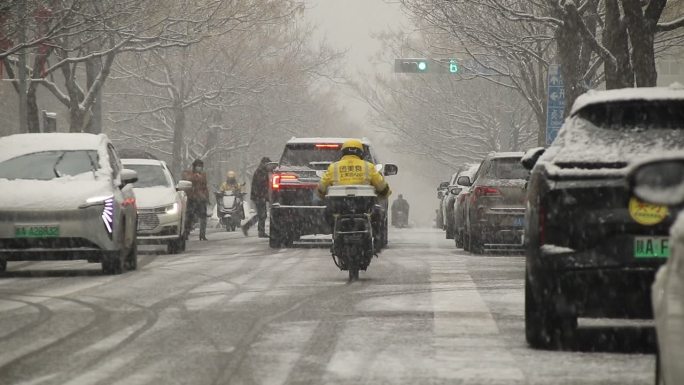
[383,163,398,176]
[628,157,684,206]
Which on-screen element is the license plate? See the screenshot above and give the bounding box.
[15,225,60,238]
[634,236,670,258]
[513,216,524,227]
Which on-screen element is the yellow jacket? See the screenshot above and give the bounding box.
[219,181,242,194]
[317,155,391,198]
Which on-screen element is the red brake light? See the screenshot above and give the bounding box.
[471,186,501,203]
[315,144,340,149]
[271,174,298,190]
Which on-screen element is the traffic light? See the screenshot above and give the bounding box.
[394,58,459,74]
[394,59,429,73]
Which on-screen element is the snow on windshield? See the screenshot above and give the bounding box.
[0,150,99,181]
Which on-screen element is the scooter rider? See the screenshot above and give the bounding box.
[219,171,242,194]
[317,139,391,251]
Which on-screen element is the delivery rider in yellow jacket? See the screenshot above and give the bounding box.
[318,139,391,252]
[317,139,391,199]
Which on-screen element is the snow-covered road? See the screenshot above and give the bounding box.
[0,228,655,384]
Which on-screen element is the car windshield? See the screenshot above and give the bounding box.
[125,164,171,188]
[0,150,99,180]
[486,158,528,179]
[280,143,372,166]
[577,100,684,130]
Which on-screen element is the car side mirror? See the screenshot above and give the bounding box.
[450,187,462,195]
[266,162,279,172]
[521,147,546,170]
[628,158,684,206]
[383,163,398,176]
[456,176,471,187]
[120,169,138,186]
[438,181,449,190]
[437,191,444,200]
[176,180,192,191]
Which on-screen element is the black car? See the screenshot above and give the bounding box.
[269,137,397,248]
[523,86,684,349]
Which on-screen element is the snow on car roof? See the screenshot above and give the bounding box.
[490,152,524,159]
[0,133,108,163]
[571,84,684,116]
[286,137,372,145]
[122,158,164,166]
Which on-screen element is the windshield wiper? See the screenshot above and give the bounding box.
[53,152,66,178]
[85,151,98,178]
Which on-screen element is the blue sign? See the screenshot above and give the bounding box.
[546,64,565,146]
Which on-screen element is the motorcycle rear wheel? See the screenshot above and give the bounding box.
[349,268,359,281]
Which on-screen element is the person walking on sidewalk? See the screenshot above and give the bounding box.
[182,159,210,241]
[242,157,271,238]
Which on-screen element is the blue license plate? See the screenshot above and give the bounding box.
[513,216,524,227]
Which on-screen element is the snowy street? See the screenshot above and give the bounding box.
[0,228,655,385]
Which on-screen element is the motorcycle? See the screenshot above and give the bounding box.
[215,190,245,232]
[392,209,408,228]
[326,185,378,281]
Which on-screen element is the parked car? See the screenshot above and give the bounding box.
[440,172,459,233]
[269,137,398,248]
[452,162,482,249]
[122,158,191,254]
[523,85,684,349]
[0,133,139,275]
[628,155,684,385]
[463,152,528,254]
[435,181,449,228]
[444,163,480,240]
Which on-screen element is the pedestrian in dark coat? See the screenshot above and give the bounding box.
[242,157,272,237]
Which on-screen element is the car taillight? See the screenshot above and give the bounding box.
[271,174,298,190]
[470,186,501,204]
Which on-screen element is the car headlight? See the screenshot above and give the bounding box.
[165,202,179,215]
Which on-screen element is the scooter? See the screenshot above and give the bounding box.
[392,210,408,228]
[215,190,245,231]
[326,185,377,281]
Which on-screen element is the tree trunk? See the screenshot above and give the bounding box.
[171,105,185,178]
[622,0,665,87]
[26,83,40,133]
[555,21,584,116]
[603,0,634,89]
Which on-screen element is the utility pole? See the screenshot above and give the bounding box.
[17,0,28,134]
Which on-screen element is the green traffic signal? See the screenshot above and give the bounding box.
[449,59,458,73]
[417,61,427,72]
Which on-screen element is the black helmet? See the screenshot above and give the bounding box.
[192,159,204,167]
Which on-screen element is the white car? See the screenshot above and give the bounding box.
[628,154,684,385]
[121,159,191,254]
[0,133,139,274]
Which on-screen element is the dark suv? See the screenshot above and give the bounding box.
[463,152,528,254]
[269,137,397,248]
[523,86,684,349]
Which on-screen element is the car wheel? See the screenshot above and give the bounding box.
[269,217,286,248]
[470,230,484,254]
[125,243,138,271]
[463,228,471,252]
[455,229,464,248]
[656,346,664,385]
[525,271,576,349]
[0,259,6,273]
[446,218,455,239]
[102,251,124,275]
[167,237,182,254]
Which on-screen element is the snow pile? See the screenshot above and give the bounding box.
[541,244,576,255]
[571,86,684,115]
